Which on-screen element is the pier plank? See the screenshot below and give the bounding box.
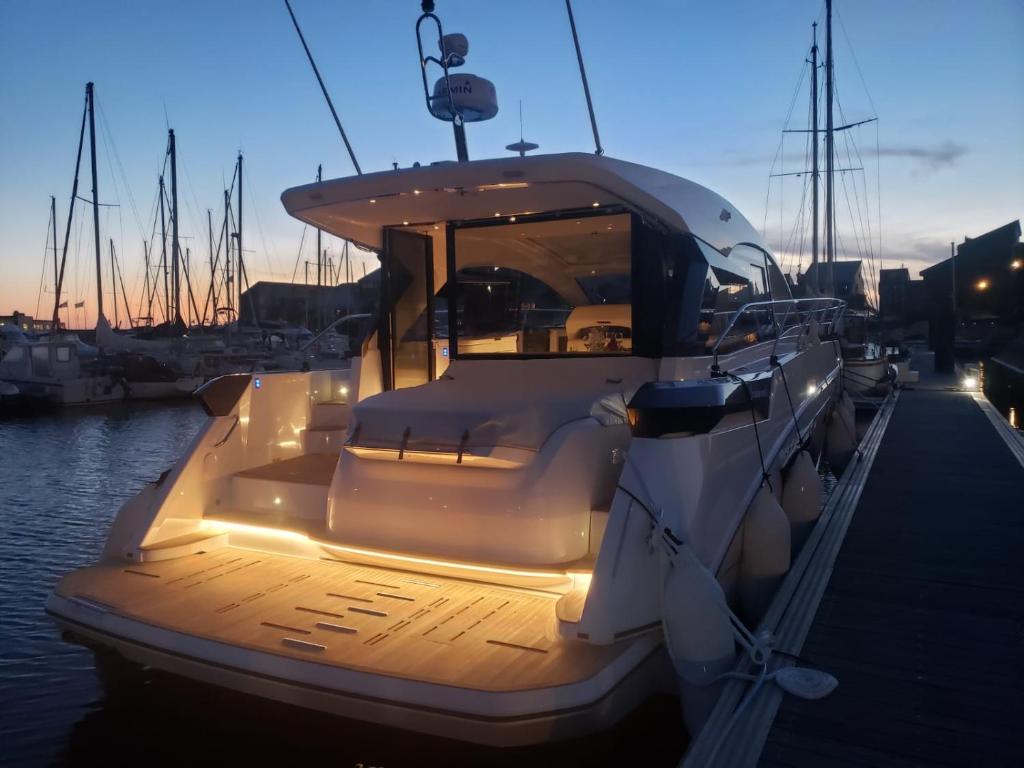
[760,390,1024,766]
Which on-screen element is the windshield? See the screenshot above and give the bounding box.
[452,212,633,356]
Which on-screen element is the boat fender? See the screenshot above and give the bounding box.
[738,487,791,625]
[660,549,736,735]
[782,450,823,555]
[826,393,857,475]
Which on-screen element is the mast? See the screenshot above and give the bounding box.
[86,82,103,323]
[316,164,322,289]
[236,153,243,318]
[824,0,835,296]
[109,238,119,328]
[169,129,181,325]
[810,23,820,288]
[159,175,169,324]
[50,196,58,304]
[143,240,152,323]
[223,188,233,321]
[207,208,216,325]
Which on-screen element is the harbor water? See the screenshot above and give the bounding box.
[0,402,685,767]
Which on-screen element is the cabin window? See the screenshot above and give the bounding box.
[450,211,635,357]
[56,346,71,363]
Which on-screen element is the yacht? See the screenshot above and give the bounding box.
[48,7,849,747]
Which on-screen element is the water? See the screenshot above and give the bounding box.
[0,402,685,767]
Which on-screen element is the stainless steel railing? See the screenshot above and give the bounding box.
[710,297,846,374]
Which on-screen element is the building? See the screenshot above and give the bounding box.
[920,220,1023,366]
[878,267,928,329]
[797,260,867,309]
[239,269,380,329]
[0,311,55,334]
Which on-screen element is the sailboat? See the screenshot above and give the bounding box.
[48,3,852,745]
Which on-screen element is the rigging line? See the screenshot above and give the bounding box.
[282,0,362,174]
[834,4,878,117]
[35,206,53,319]
[291,225,310,283]
[762,56,810,240]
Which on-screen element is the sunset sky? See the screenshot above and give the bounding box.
[1,0,1021,327]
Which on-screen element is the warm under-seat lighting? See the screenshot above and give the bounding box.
[962,376,978,390]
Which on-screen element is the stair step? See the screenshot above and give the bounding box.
[304,426,347,454]
[231,455,336,521]
[310,401,350,429]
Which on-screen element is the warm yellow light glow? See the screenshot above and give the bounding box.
[213,519,580,582]
[402,221,409,226]
[1010,407,1018,429]
[1011,260,1022,270]
[509,216,516,223]
[976,279,989,290]
[369,199,376,204]
[591,201,600,207]
[273,497,282,506]
[477,182,529,191]
[962,376,978,389]
[806,383,817,397]
[413,189,422,195]
[339,385,349,396]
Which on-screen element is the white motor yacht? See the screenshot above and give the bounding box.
[49,6,850,746]
[49,151,847,744]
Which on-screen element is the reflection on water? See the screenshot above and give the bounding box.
[984,359,1024,431]
[0,402,685,767]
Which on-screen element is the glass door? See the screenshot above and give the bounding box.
[380,228,435,390]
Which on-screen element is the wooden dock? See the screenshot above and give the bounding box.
[686,380,1024,766]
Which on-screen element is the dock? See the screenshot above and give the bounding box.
[685,360,1024,766]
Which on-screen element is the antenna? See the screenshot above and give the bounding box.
[506,100,539,157]
[283,0,362,175]
[564,0,603,156]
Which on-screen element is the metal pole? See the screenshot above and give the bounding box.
[143,240,152,323]
[86,82,104,322]
[237,153,243,317]
[109,238,119,328]
[810,23,820,286]
[824,0,835,295]
[223,189,232,321]
[51,196,58,302]
[565,0,604,156]
[282,0,362,174]
[169,129,181,325]
[159,175,169,324]
[316,164,322,288]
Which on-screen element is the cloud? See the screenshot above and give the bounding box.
[729,140,968,174]
[874,141,967,172]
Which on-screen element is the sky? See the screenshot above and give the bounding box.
[1,0,1022,327]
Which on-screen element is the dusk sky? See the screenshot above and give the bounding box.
[1,0,1021,326]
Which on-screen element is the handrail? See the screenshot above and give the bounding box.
[710,297,846,374]
[300,313,373,353]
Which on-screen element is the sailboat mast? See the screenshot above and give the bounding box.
[159,175,169,324]
[223,188,232,321]
[169,129,181,325]
[316,164,322,289]
[236,153,243,317]
[824,0,835,295]
[109,238,119,328]
[50,196,58,302]
[143,240,152,323]
[86,82,103,323]
[810,23,820,284]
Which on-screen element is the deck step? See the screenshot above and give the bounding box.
[310,401,350,429]
[231,454,336,521]
[304,426,347,454]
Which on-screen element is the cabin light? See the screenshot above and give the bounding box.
[369,199,377,204]
[402,221,410,225]
[806,383,817,397]
[1009,407,1018,429]
[273,497,282,506]
[433,225,440,230]
[961,375,978,389]
[478,182,529,191]
[591,201,600,207]
[575,220,582,225]
[494,212,501,217]
[1012,260,1022,270]
[339,385,349,396]
[976,279,989,290]
[413,189,422,195]
[509,216,516,223]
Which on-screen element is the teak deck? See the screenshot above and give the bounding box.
[56,548,632,692]
[759,390,1024,766]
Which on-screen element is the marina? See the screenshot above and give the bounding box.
[1,1,1022,766]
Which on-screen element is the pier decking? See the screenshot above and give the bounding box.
[687,378,1024,766]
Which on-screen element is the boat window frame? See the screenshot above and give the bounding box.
[444,205,657,361]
